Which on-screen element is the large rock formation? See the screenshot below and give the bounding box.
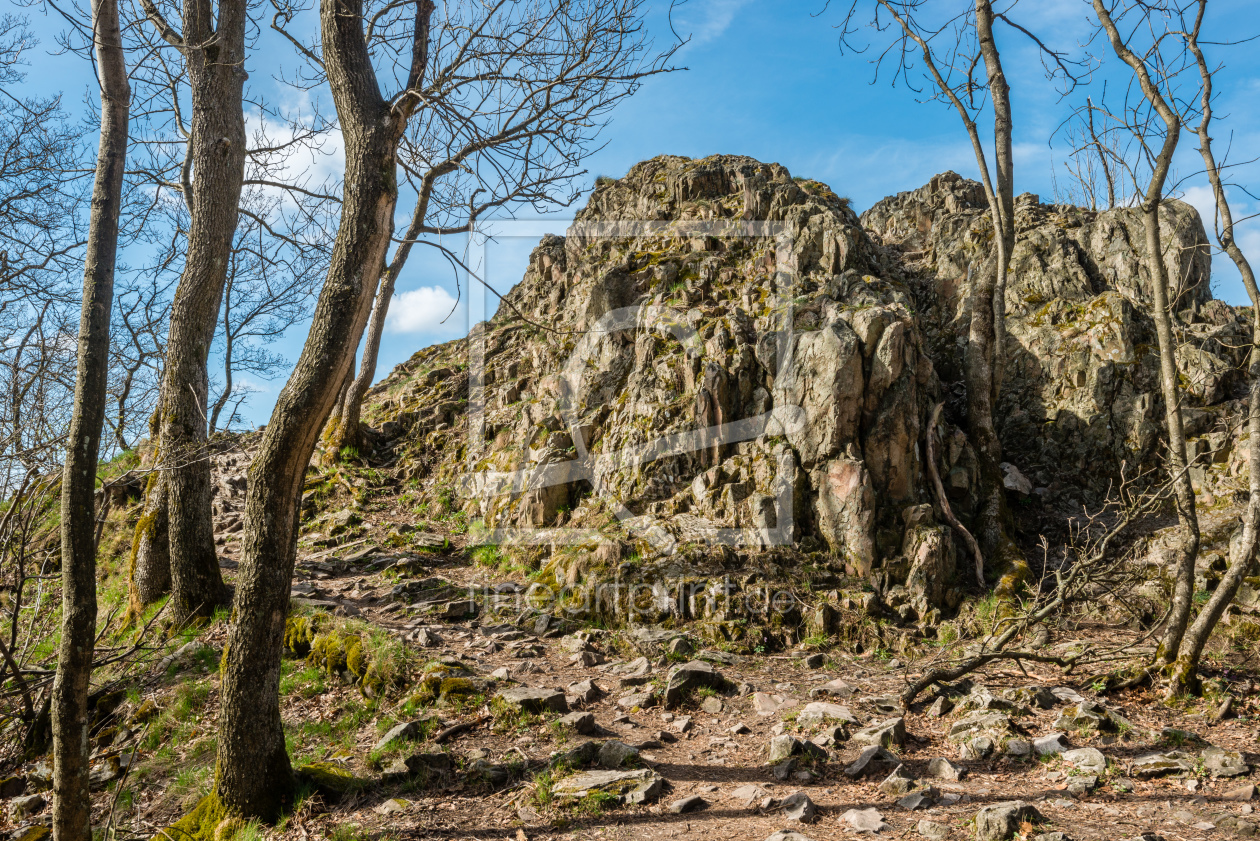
[358,155,1250,635]
[863,171,1248,512]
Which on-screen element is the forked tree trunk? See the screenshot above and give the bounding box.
[1092,0,1201,667]
[214,0,435,819]
[129,0,249,624]
[52,0,129,835]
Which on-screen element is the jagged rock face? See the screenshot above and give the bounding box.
[863,170,1248,506]
[460,155,958,611]
[365,156,1248,621]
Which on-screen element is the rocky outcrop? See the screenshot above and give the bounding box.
[863,171,1248,509]
[355,155,1250,634]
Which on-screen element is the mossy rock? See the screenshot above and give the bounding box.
[284,615,317,657]
[161,793,242,841]
[130,697,159,724]
[296,762,365,802]
[12,828,50,841]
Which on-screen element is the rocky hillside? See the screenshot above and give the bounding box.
[350,155,1251,632]
[8,155,1260,841]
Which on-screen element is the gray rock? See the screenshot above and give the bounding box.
[669,795,707,814]
[701,696,723,714]
[812,678,857,699]
[551,768,664,805]
[1004,738,1032,758]
[558,711,598,735]
[769,735,801,764]
[1131,751,1195,778]
[663,660,728,708]
[731,784,768,806]
[974,801,1042,841]
[568,679,602,702]
[879,764,918,797]
[1202,745,1250,778]
[927,695,954,717]
[1224,784,1257,801]
[898,790,935,811]
[916,819,950,839]
[851,717,906,749]
[782,790,818,822]
[846,745,897,778]
[773,757,799,781]
[1066,775,1097,796]
[1007,686,1058,709]
[841,807,890,833]
[765,832,817,841]
[948,711,1012,742]
[617,691,654,709]
[797,701,860,727]
[959,736,994,760]
[1062,747,1107,776]
[9,794,44,820]
[926,757,964,781]
[375,720,426,751]
[597,740,640,769]
[1032,733,1069,756]
[496,687,568,714]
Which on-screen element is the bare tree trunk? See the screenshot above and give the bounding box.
[873,0,1023,579]
[1092,0,1200,667]
[976,0,1014,402]
[214,0,435,819]
[52,0,129,835]
[1167,2,1259,695]
[130,0,249,624]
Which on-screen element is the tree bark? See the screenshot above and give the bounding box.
[129,0,249,624]
[52,0,129,835]
[214,0,435,820]
[1092,0,1200,666]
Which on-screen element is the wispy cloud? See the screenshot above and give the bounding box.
[673,0,753,46]
[386,286,464,334]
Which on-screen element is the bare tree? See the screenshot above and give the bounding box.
[322,1,670,455]
[838,0,1080,579]
[1091,0,1200,669]
[50,0,129,837]
[121,0,252,625]
[1055,93,1135,210]
[1164,0,1259,696]
[214,0,674,819]
[125,0,338,624]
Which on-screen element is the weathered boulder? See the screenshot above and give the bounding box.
[551,768,664,805]
[973,801,1042,841]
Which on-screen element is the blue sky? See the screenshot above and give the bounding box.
[20,0,1260,426]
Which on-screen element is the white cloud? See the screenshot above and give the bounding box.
[1180,184,1221,233]
[674,0,753,46]
[386,286,463,334]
